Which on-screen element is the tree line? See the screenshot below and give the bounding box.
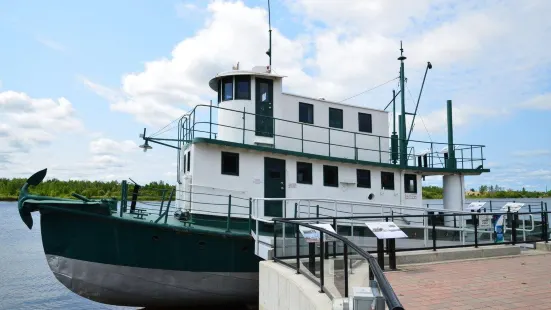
[0,178,549,201]
[0,178,174,201]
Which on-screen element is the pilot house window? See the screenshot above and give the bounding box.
[235,75,251,100]
[404,174,417,193]
[381,171,394,190]
[222,77,233,101]
[358,112,372,133]
[329,108,343,129]
[299,102,314,124]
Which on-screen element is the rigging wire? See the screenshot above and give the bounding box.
[405,83,434,143]
[150,115,185,138]
[338,77,399,103]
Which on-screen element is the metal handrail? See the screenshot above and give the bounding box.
[180,104,487,169]
[273,218,405,310]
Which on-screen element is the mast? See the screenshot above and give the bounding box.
[391,89,398,164]
[266,0,272,70]
[398,41,407,167]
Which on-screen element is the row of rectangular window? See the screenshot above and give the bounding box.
[218,76,251,102]
[219,151,417,193]
[299,102,372,133]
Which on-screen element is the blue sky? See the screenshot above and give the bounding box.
[0,0,550,191]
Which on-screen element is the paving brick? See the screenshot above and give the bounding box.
[385,253,551,310]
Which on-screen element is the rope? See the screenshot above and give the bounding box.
[339,77,399,103]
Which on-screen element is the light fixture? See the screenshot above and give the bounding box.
[139,140,152,152]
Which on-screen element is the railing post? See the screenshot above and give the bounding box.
[294,202,298,218]
[319,232,324,293]
[545,209,549,244]
[158,189,166,217]
[332,218,337,258]
[432,214,437,251]
[163,188,175,224]
[474,212,478,248]
[489,200,493,212]
[273,220,277,261]
[120,180,127,217]
[379,136,382,163]
[226,195,232,233]
[512,211,517,245]
[316,205,320,220]
[540,209,545,240]
[354,133,357,160]
[328,128,331,157]
[470,145,473,169]
[389,238,396,270]
[295,224,300,274]
[344,243,349,298]
[248,198,252,232]
[301,123,304,153]
[273,117,276,146]
[377,238,384,271]
[209,104,212,139]
[242,107,246,144]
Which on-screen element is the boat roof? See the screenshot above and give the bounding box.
[208,68,286,91]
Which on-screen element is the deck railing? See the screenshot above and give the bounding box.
[178,104,487,171]
[272,218,405,310]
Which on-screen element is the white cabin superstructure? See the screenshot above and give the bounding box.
[172,63,489,221]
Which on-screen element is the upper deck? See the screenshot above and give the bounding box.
[179,66,489,176]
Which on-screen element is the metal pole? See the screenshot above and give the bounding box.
[389,239,396,270]
[248,198,252,232]
[158,189,166,217]
[163,188,175,224]
[226,195,232,232]
[398,41,407,167]
[377,238,385,271]
[332,218,337,258]
[432,214,437,251]
[474,213,478,248]
[295,224,300,274]
[319,232,324,293]
[273,220,277,261]
[344,243,349,298]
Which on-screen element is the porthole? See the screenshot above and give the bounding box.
[368,193,374,200]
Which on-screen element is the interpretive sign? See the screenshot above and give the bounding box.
[298,223,336,243]
[365,222,408,239]
[464,202,487,212]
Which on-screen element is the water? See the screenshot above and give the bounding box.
[0,202,136,310]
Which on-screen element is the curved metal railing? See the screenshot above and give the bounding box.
[272,218,405,310]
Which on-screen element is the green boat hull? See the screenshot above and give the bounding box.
[22,200,261,307]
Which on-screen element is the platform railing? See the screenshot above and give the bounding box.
[272,219,405,310]
[179,104,487,170]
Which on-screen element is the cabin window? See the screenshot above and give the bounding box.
[404,174,417,193]
[235,75,251,100]
[217,80,222,103]
[297,162,312,184]
[358,112,372,133]
[222,77,233,101]
[381,171,394,190]
[221,151,239,176]
[323,165,338,187]
[356,169,371,188]
[187,151,191,172]
[183,153,187,174]
[329,107,343,129]
[299,102,314,124]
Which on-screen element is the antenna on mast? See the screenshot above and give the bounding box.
[266,0,272,71]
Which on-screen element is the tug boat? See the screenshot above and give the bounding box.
[17,42,490,307]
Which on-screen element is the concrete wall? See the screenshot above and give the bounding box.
[259,261,332,310]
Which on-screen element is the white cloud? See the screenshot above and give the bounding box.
[83,1,307,127]
[518,93,551,110]
[0,90,83,153]
[89,138,138,155]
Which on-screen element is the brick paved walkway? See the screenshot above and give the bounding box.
[385,253,551,310]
